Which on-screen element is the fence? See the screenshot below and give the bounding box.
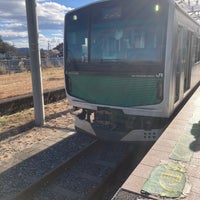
[0,57,65,100]
[0,57,64,74]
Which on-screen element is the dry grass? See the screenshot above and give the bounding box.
[0,99,72,133]
[0,67,64,99]
[0,99,74,163]
[0,66,69,134]
[0,64,7,75]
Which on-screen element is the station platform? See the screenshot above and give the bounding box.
[112,85,200,200]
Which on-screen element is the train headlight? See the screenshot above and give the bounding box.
[154,4,160,12]
[73,15,78,20]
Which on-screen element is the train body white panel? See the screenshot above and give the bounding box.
[65,0,200,141]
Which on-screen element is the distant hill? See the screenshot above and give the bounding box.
[17,48,29,57]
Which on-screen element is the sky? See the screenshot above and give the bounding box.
[0,0,199,50]
[0,0,96,49]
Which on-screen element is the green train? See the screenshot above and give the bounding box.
[64,0,200,141]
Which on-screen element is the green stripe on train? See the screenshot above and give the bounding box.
[68,74,162,107]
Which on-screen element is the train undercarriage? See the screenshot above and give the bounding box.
[73,107,167,141]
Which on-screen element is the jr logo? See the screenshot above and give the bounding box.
[156,73,164,78]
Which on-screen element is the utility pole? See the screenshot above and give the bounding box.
[25,0,45,126]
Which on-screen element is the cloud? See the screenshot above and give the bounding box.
[0,30,27,39]
[38,2,72,29]
[0,0,72,48]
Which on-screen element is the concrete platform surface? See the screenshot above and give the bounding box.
[113,85,200,200]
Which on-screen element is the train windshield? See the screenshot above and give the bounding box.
[66,0,168,70]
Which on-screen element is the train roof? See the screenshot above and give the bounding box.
[174,0,200,26]
[65,0,200,27]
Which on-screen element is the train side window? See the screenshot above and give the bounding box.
[194,37,199,63]
[189,35,200,68]
[190,35,200,64]
[191,35,196,66]
[197,38,200,62]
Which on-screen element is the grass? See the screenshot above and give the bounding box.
[0,99,72,133]
[0,66,68,133]
[0,108,34,132]
[0,67,64,99]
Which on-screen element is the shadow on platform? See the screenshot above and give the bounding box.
[190,121,200,152]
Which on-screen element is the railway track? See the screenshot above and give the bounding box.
[8,139,144,200]
[9,139,98,200]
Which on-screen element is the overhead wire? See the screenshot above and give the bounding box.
[175,0,200,22]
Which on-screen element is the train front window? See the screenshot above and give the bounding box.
[66,0,167,68]
[66,9,89,63]
[91,24,162,62]
[91,1,164,62]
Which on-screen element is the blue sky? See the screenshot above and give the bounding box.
[56,0,95,8]
[0,0,96,49]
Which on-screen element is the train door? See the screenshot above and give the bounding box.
[183,31,192,92]
[174,26,192,103]
[174,26,182,102]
